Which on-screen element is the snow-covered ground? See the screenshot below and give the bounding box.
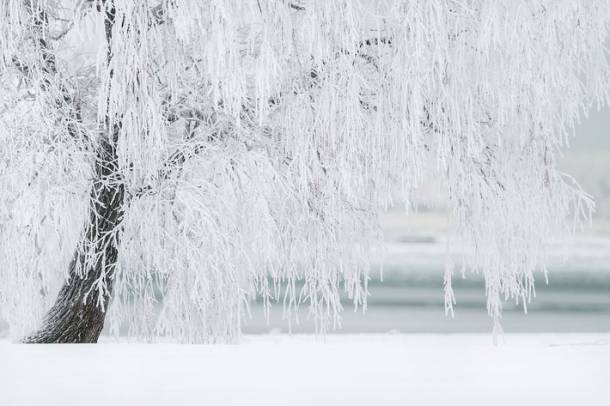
[0,334,608,406]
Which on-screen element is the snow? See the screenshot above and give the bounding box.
[0,334,608,406]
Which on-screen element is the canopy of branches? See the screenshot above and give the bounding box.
[0,0,608,341]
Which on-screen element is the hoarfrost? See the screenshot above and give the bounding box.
[0,0,608,341]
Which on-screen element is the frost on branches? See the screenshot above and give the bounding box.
[0,0,608,342]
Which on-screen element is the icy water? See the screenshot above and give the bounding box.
[243,236,610,334]
[243,267,610,334]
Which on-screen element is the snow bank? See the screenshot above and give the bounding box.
[0,334,608,406]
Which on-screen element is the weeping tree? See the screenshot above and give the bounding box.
[0,0,608,343]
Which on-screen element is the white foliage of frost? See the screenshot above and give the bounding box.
[0,0,609,341]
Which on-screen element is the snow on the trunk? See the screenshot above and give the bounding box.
[0,334,608,406]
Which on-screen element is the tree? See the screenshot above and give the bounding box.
[0,0,608,343]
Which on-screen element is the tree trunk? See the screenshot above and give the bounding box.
[23,134,124,343]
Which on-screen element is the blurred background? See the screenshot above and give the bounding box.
[245,107,610,334]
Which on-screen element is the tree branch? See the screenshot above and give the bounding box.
[286,2,305,11]
[13,5,89,149]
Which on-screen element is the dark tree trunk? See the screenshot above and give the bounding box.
[22,0,121,344]
[23,134,124,343]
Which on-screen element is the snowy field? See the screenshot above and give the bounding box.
[0,334,608,406]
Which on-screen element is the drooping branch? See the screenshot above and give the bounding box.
[11,6,89,149]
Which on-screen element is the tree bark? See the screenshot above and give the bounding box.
[23,133,124,343]
[22,0,122,344]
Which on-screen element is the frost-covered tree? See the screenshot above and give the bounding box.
[0,0,608,343]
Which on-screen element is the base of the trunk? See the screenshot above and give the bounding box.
[22,273,111,343]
